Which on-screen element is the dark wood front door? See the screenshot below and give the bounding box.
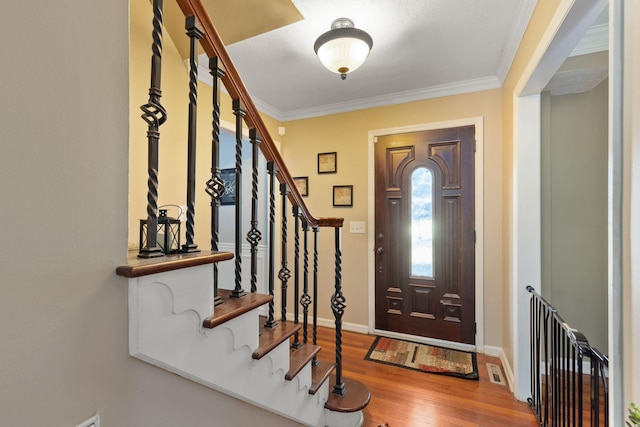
[374,126,476,344]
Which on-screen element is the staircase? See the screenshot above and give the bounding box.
[117,0,371,425]
[118,253,367,426]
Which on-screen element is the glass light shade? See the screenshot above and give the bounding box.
[314,18,373,80]
[316,37,371,76]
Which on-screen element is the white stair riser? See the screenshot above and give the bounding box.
[128,265,364,427]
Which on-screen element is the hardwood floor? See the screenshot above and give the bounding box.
[315,326,538,427]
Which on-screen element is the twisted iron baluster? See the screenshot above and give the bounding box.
[331,226,346,395]
[231,99,246,298]
[312,226,319,366]
[182,15,203,253]
[246,128,263,293]
[264,161,278,328]
[278,183,291,322]
[300,220,311,344]
[138,0,167,258]
[291,206,302,349]
[205,57,225,306]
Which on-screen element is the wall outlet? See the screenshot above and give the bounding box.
[349,221,366,234]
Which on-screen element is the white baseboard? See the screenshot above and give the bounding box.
[285,314,369,335]
[500,351,516,394]
[482,345,503,358]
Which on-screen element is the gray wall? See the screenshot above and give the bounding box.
[541,70,609,353]
[0,1,298,426]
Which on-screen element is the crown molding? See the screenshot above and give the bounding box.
[570,23,609,56]
[277,76,502,122]
[198,64,501,123]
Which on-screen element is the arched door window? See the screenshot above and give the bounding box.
[410,167,433,278]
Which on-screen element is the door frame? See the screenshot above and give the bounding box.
[508,0,609,401]
[367,117,485,353]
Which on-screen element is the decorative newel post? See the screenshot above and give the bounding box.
[206,56,226,306]
[331,226,347,395]
[139,0,167,258]
[182,15,203,253]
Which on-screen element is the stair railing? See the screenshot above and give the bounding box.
[137,0,349,396]
[526,286,609,427]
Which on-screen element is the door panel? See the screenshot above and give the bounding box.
[374,126,475,344]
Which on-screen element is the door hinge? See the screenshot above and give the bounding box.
[474,230,476,244]
[475,322,477,335]
[474,139,477,152]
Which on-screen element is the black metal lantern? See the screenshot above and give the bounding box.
[139,209,181,255]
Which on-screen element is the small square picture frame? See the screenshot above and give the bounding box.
[293,176,309,197]
[318,152,337,174]
[333,185,353,207]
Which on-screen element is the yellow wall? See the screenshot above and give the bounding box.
[129,0,281,251]
[281,90,504,345]
[500,0,564,368]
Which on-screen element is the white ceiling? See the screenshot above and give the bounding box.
[199,0,608,122]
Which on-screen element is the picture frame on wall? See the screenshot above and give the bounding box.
[317,152,337,174]
[219,168,236,205]
[333,185,353,207]
[293,176,309,197]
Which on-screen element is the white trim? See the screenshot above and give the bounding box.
[200,67,500,123]
[511,94,542,401]
[608,0,624,423]
[570,23,609,57]
[483,345,503,358]
[500,349,516,394]
[510,0,608,402]
[281,78,499,122]
[76,415,99,427]
[367,117,485,352]
[285,313,370,336]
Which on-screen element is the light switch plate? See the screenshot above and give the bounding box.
[349,221,366,234]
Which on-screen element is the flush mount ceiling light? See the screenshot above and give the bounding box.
[314,18,373,80]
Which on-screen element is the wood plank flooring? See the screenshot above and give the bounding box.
[315,326,538,427]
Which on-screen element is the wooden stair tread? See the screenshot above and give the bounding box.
[253,320,302,360]
[202,289,272,329]
[285,344,321,381]
[324,376,371,413]
[309,360,336,395]
[116,250,234,278]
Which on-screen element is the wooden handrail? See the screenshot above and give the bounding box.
[175,0,342,229]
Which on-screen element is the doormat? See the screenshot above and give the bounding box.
[364,336,478,380]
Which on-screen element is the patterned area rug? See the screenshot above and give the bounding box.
[364,336,479,380]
